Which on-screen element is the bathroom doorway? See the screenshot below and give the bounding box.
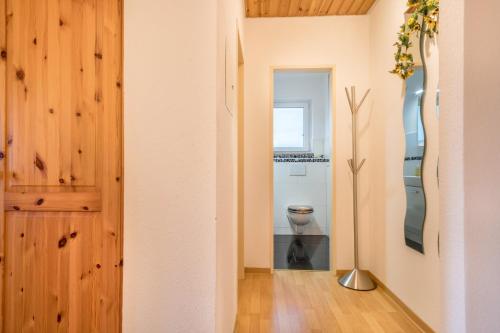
[271,68,335,271]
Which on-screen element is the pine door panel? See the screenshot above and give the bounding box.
[5,212,99,333]
[0,0,123,332]
[7,0,98,187]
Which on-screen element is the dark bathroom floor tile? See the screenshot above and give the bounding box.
[274,235,330,271]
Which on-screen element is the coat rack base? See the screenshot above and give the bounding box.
[338,268,377,291]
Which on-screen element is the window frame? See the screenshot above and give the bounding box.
[273,100,312,152]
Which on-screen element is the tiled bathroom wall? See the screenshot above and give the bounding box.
[273,161,331,235]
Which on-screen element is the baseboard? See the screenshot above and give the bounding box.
[244,267,271,274]
[335,269,434,333]
[233,314,238,333]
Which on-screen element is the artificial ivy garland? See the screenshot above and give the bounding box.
[390,0,439,80]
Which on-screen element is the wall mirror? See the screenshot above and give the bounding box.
[403,64,426,253]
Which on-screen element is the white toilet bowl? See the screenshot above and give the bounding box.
[287,205,314,234]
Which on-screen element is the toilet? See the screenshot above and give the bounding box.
[287,205,314,234]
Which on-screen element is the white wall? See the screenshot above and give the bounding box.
[215,0,245,332]
[462,1,500,332]
[244,16,371,270]
[368,0,440,330]
[274,162,330,235]
[353,1,500,332]
[439,1,465,330]
[123,1,217,332]
[124,1,244,332]
[440,2,500,332]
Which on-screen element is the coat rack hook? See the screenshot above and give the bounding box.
[345,87,354,113]
[357,89,371,110]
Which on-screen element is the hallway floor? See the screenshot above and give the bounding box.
[236,271,424,333]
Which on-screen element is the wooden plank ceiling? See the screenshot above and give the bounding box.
[245,0,377,17]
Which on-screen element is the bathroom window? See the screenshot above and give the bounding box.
[273,101,311,152]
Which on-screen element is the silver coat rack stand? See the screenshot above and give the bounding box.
[338,86,376,291]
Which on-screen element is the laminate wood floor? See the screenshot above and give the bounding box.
[236,271,425,333]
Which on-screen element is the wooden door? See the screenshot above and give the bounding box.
[0,0,123,332]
